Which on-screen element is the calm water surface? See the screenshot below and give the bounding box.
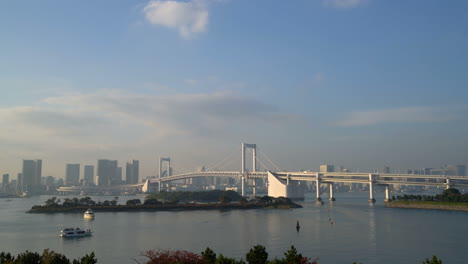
[0,192,467,263]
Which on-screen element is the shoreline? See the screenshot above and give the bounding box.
[385,201,468,212]
[27,202,302,213]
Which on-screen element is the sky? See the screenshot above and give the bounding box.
[1,0,468,179]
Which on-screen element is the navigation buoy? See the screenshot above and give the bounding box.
[296,221,300,232]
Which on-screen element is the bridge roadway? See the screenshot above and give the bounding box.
[150,171,468,202]
[152,171,468,187]
[57,171,468,202]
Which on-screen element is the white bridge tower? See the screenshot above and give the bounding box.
[241,143,257,197]
[159,157,171,192]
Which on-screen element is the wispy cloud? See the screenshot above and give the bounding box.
[0,90,297,154]
[143,0,209,38]
[336,106,462,127]
[323,0,368,9]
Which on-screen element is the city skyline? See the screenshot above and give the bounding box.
[1,0,468,177]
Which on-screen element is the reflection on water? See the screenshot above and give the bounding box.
[0,193,467,263]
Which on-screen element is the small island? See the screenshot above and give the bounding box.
[385,188,468,212]
[27,190,302,213]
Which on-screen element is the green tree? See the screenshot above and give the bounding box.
[219,195,232,203]
[45,197,58,207]
[14,251,41,264]
[0,252,15,263]
[215,254,238,264]
[423,256,443,264]
[41,249,71,264]
[126,199,142,206]
[78,252,97,264]
[201,248,217,264]
[246,245,268,264]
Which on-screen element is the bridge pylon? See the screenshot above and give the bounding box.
[159,157,171,192]
[241,143,257,197]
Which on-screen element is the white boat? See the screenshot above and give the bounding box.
[84,209,95,219]
[60,228,92,238]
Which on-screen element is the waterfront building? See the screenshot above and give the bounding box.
[84,165,94,185]
[320,165,334,173]
[423,168,432,175]
[446,165,466,176]
[16,173,22,193]
[65,164,80,186]
[97,159,118,186]
[2,174,9,193]
[126,160,139,185]
[116,167,123,185]
[383,166,390,174]
[22,159,42,193]
[45,176,54,186]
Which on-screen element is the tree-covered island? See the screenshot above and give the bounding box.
[27,190,302,213]
[385,188,468,212]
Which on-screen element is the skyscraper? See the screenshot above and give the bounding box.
[16,173,22,193]
[22,159,42,193]
[126,160,139,184]
[2,174,9,193]
[320,165,334,173]
[116,167,122,184]
[97,159,118,186]
[446,165,466,176]
[84,165,94,185]
[65,164,80,186]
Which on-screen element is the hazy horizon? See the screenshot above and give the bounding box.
[1,0,468,179]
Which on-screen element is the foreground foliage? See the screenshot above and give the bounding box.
[142,245,318,264]
[0,249,96,264]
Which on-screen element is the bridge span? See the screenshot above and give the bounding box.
[57,143,468,203]
[148,170,468,203]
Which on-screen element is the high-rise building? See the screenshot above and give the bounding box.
[84,165,94,185]
[2,174,9,193]
[382,166,390,174]
[116,167,122,184]
[45,176,55,186]
[97,159,118,186]
[126,160,139,184]
[320,165,334,173]
[446,165,466,176]
[16,173,23,193]
[66,164,80,186]
[22,159,42,193]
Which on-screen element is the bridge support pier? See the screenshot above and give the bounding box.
[384,185,391,202]
[329,183,336,201]
[241,175,245,197]
[316,173,323,205]
[252,178,256,197]
[368,174,376,203]
[445,178,451,190]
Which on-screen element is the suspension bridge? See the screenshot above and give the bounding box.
[57,143,468,203]
[144,143,468,203]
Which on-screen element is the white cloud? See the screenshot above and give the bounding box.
[323,0,368,8]
[0,90,297,152]
[336,106,461,127]
[143,0,208,38]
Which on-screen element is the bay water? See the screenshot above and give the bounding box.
[0,192,466,263]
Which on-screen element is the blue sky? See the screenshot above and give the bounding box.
[1,0,468,178]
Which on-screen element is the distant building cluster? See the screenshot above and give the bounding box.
[1,158,467,197]
[1,158,140,196]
